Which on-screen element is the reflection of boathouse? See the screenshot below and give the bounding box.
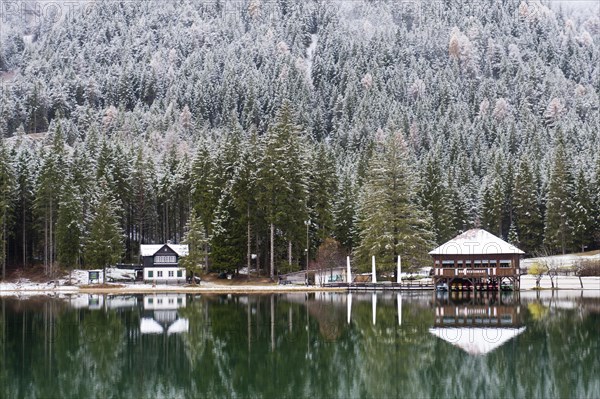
[429,229,524,291]
[140,294,189,335]
[429,293,525,355]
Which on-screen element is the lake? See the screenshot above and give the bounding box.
[0,291,598,398]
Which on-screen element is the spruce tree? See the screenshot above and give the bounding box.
[257,102,308,278]
[572,168,594,253]
[0,141,15,280]
[35,124,67,276]
[84,179,124,282]
[180,209,207,283]
[512,159,543,253]
[13,147,36,268]
[307,143,337,245]
[56,172,83,270]
[191,142,217,270]
[544,135,575,254]
[230,130,261,273]
[420,152,454,243]
[355,131,434,274]
[333,171,357,252]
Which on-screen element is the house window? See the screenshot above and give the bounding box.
[157,271,163,277]
[177,270,183,278]
[177,298,182,305]
[168,271,174,277]
[148,271,154,278]
[155,255,176,264]
[157,299,162,304]
[148,298,154,304]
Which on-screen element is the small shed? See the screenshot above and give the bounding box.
[140,244,189,283]
[429,229,524,291]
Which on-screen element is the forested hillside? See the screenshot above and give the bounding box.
[0,0,599,278]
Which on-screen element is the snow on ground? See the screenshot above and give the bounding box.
[520,275,600,290]
[2,268,599,295]
[521,252,600,269]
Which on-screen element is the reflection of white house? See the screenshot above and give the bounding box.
[140,244,188,283]
[429,327,526,355]
[140,294,189,335]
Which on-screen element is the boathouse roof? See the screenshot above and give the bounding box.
[429,327,527,355]
[428,229,524,256]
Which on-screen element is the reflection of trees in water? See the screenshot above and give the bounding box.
[0,294,598,398]
[306,298,346,341]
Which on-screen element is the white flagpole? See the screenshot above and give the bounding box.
[346,256,352,284]
[372,255,377,283]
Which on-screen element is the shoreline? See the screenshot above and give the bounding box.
[1,275,597,296]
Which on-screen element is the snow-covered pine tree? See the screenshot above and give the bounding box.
[0,140,15,280]
[333,169,358,253]
[512,158,544,254]
[572,168,594,253]
[420,150,455,243]
[56,171,83,270]
[84,179,124,282]
[180,208,207,283]
[355,131,434,274]
[35,123,67,276]
[544,133,575,254]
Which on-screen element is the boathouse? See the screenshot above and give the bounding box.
[140,244,188,283]
[429,229,524,291]
[429,294,525,355]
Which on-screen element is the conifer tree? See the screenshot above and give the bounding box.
[191,142,217,270]
[512,159,543,253]
[333,171,357,252]
[13,147,36,268]
[180,209,207,283]
[307,143,337,245]
[56,172,83,270]
[230,130,261,273]
[544,135,575,254]
[355,131,434,274]
[84,180,124,282]
[420,152,454,243]
[257,101,307,279]
[35,124,67,276]
[0,141,15,280]
[572,168,594,253]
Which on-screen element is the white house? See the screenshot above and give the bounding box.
[140,244,189,283]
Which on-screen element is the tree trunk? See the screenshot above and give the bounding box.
[204,227,209,272]
[22,204,27,269]
[578,275,583,289]
[247,205,251,280]
[288,240,292,267]
[270,222,274,280]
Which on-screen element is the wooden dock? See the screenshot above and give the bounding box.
[323,282,434,291]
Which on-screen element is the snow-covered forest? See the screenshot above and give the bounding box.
[0,0,599,278]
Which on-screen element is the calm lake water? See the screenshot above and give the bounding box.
[0,291,598,399]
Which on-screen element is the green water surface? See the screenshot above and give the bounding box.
[0,291,598,399]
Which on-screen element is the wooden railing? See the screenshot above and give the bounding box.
[436,268,517,278]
